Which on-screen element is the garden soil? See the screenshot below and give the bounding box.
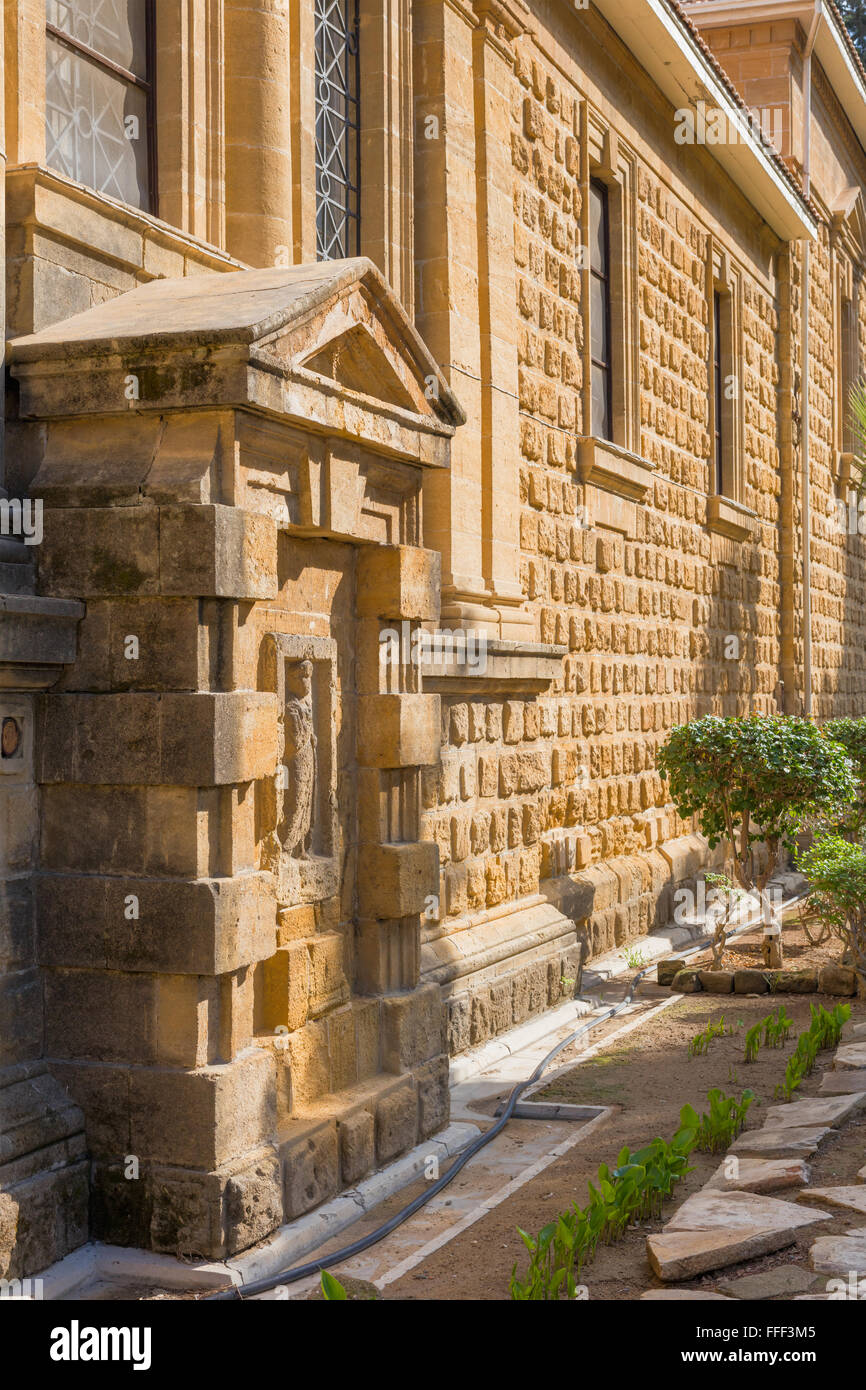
[382,989,866,1300]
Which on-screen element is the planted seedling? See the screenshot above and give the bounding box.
[688,1016,727,1058]
[510,1120,695,1299]
[680,1088,754,1154]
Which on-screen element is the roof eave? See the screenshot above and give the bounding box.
[593,0,817,239]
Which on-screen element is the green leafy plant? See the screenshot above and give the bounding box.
[510,1123,695,1300]
[774,1002,850,1100]
[680,1089,755,1154]
[744,1005,793,1061]
[658,716,857,968]
[689,1016,727,1058]
[320,1270,347,1300]
[823,717,866,838]
[622,945,646,970]
[798,833,866,993]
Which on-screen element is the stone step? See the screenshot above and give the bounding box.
[764,1092,866,1129]
[646,1190,832,1281]
[818,1070,866,1095]
[809,1229,866,1278]
[833,1043,866,1070]
[717,1264,819,1300]
[730,1124,836,1158]
[706,1156,809,1194]
[796,1185,866,1216]
[640,1289,733,1301]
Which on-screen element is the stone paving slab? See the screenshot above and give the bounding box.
[717,1265,818,1299]
[729,1125,836,1158]
[764,1093,866,1129]
[796,1185,866,1216]
[818,1070,866,1095]
[809,1229,866,1278]
[647,1191,832,1281]
[707,1157,809,1194]
[858,1166,866,1183]
[833,1044,866,1071]
[640,1289,734,1300]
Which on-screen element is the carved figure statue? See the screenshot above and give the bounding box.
[280,660,316,858]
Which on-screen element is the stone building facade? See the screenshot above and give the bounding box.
[0,0,865,1273]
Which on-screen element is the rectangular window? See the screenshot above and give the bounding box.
[589,179,612,441]
[713,290,724,494]
[45,0,156,213]
[315,0,361,260]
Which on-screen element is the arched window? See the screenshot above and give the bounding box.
[314,0,360,259]
[45,1,156,213]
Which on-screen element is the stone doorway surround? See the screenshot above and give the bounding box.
[5,258,464,1265]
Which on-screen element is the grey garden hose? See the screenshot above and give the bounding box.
[207,887,808,1299]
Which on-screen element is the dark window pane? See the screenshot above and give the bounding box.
[315,0,361,260]
[591,365,610,438]
[47,0,148,78]
[589,182,607,274]
[590,275,608,361]
[46,34,149,208]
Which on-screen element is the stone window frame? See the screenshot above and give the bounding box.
[581,108,640,457]
[704,241,754,542]
[830,188,866,492]
[288,0,414,310]
[707,245,743,503]
[574,106,652,511]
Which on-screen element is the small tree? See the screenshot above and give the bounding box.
[798,834,866,996]
[657,715,857,968]
[823,716,866,838]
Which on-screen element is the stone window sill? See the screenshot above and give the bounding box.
[421,638,565,692]
[705,494,757,543]
[576,436,655,502]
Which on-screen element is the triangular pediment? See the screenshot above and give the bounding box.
[300,321,419,414]
[9,257,465,435]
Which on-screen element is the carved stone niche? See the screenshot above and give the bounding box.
[261,633,339,906]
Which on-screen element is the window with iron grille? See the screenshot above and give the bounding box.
[314,0,360,260]
[45,1,156,213]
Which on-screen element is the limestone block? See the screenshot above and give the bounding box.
[416,1055,449,1139]
[818,964,857,996]
[339,1108,375,1185]
[129,1051,276,1170]
[55,597,201,693]
[375,1076,418,1164]
[381,984,445,1073]
[159,505,278,599]
[257,943,311,1034]
[43,969,158,1065]
[38,691,278,786]
[355,918,419,995]
[0,1162,89,1279]
[284,1019,330,1111]
[38,872,277,975]
[37,506,161,597]
[280,1118,340,1220]
[307,933,349,1018]
[358,694,441,768]
[358,842,438,918]
[356,545,440,620]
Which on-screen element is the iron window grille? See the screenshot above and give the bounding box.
[314,0,361,260]
[45,0,157,214]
